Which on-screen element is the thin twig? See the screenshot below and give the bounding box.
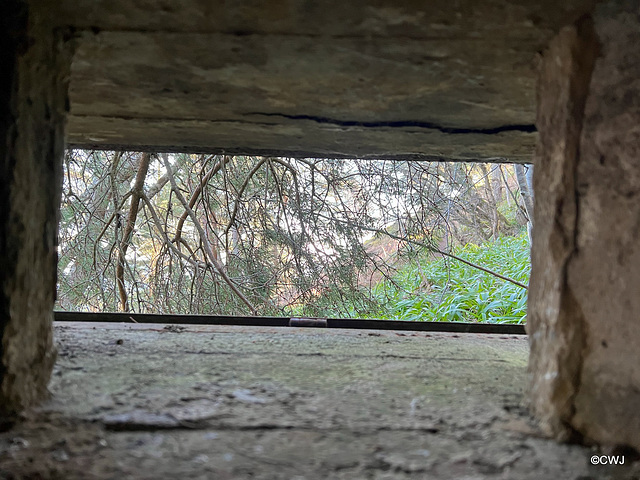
[313,212,528,290]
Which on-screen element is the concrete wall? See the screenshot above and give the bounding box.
[0,0,70,417]
[1,0,639,454]
[528,0,640,452]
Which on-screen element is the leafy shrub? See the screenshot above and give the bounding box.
[369,234,530,324]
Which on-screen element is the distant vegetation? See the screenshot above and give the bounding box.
[366,234,530,324]
[57,151,532,324]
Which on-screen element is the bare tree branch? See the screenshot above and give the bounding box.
[162,154,257,314]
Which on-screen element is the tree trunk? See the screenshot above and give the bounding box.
[515,164,534,241]
[116,152,151,312]
[480,164,499,240]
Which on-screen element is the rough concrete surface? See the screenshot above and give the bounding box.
[1,322,637,479]
[0,1,70,416]
[528,1,640,452]
[568,1,640,451]
[526,15,599,443]
[36,0,594,161]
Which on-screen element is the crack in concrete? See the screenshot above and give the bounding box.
[63,347,510,362]
[246,112,537,135]
[68,112,536,135]
[76,27,486,43]
[548,15,598,442]
[560,16,599,444]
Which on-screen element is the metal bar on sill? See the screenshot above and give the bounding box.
[289,317,328,328]
[54,311,526,335]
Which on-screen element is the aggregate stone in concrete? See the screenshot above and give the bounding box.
[0,322,636,479]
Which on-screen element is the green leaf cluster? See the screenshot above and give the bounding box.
[367,234,530,324]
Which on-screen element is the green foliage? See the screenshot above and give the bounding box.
[368,234,530,324]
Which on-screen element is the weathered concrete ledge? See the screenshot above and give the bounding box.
[2,322,636,479]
